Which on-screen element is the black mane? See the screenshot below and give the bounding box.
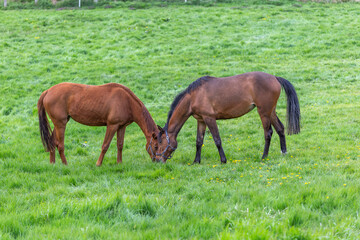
[164,76,214,131]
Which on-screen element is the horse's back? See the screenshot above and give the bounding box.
[44,82,132,103]
[46,82,129,94]
[190,72,282,119]
[43,82,135,126]
[205,72,281,101]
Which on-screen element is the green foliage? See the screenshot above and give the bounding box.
[0,0,297,10]
[0,2,360,239]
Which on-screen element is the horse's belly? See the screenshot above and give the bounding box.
[215,103,256,120]
[70,113,107,126]
[69,107,130,127]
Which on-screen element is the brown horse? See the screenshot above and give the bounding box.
[155,72,300,164]
[37,82,160,166]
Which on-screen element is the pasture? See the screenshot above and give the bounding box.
[0,1,359,239]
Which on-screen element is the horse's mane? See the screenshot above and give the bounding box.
[142,106,157,132]
[129,89,157,133]
[112,83,157,132]
[164,76,214,130]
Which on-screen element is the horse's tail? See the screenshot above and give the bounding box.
[276,76,301,135]
[37,90,55,152]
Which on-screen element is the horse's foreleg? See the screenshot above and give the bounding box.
[193,120,206,164]
[271,113,287,154]
[203,117,227,164]
[116,126,126,164]
[96,124,118,167]
[260,115,273,160]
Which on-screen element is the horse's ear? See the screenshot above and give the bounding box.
[157,125,164,133]
[152,132,157,139]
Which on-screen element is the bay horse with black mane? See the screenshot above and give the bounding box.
[155,72,300,163]
[38,83,160,166]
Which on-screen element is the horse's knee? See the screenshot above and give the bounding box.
[102,144,110,153]
[278,130,285,138]
[268,127,273,136]
[117,144,124,151]
[57,144,64,153]
[214,139,222,148]
[265,128,273,141]
[196,139,203,148]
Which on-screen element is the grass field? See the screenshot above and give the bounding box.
[1,1,360,239]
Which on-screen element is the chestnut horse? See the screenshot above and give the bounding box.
[38,83,159,166]
[156,72,300,163]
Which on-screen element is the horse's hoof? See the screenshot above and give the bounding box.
[192,161,200,165]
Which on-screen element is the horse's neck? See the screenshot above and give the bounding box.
[168,94,191,139]
[133,103,157,141]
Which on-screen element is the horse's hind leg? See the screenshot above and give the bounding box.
[50,150,56,164]
[116,126,126,164]
[193,120,206,164]
[203,117,227,164]
[54,124,68,165]
[259,115,273,160]
[50,131,56,164]
[271,112,287,154]
[96,124,118,167]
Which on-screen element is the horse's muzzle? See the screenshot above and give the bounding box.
[154,157,166,164]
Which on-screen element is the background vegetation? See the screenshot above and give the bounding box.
[2,0,359,10]
[0,1,359,239]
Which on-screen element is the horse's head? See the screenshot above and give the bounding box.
[155,125,177,163]
[146,131,161,162]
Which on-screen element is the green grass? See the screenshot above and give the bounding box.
[1,2,360,239]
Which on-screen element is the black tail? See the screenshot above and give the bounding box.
[37,90,55,152]
[276,77,301,135]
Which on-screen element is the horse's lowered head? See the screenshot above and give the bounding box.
[155,125,177,163]
[146,131,162,162]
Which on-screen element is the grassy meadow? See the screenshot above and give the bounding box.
[0,1,360,239]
